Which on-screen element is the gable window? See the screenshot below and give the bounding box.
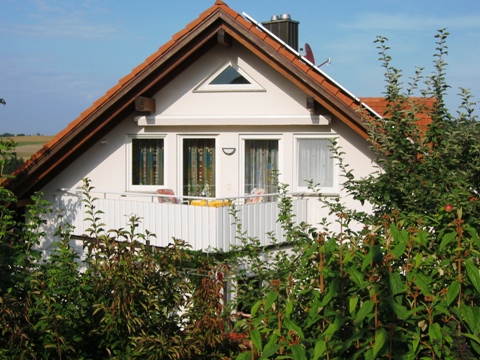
[129,136,165,189]
[194,61,264,92]
[210,66,250,85]
[244,139,278,196]
[295,136,337,193]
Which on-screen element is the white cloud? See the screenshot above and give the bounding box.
[11,19,120,40]
[2,0,125,40]
[343,13,480,32]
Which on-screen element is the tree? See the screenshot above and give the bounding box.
[0,99,25,175]
[1,179,243,358]
[339,29,480,229]
[232,29,480,360]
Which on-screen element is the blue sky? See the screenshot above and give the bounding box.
[1,0,479,135]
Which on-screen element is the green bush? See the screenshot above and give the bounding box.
[340,29,480,230]
[1,29,479,360]
[0,179,242,359]
[231,29,480,360]
[232,206,480,359]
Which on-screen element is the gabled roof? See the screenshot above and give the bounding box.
[6,0,378,201]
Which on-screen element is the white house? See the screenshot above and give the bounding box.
[7,0,381,253]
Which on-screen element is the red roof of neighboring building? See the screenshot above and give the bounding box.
[360,97,434,130]
[4,1,403,201]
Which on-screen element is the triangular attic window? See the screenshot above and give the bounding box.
[210,66,250,85]
[194,61,264,92]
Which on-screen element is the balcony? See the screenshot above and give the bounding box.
[52,190,308,251]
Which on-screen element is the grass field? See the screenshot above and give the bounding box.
[1,135,54,159]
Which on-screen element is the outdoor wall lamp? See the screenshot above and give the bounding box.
[222,147,236,155]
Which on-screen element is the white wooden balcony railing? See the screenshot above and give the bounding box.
[52,190,308,251]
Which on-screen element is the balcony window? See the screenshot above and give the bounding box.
[244,139,278,195]
[183,138,216,197]
[296,136,337,193]
[131,138,164,186]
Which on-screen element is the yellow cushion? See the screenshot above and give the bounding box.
[190,200,207,206]
[207,200,231,207]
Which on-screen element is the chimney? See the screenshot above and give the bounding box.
[262,14,299,51]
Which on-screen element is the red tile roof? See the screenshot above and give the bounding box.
[5,1,386,200]
[361,97,434,129]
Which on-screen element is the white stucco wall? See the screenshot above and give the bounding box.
[39,41,375,245]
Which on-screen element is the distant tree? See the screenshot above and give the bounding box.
[16,133,25,137]
[3,157,24,175]
[0,138,18,177]
[0,133,14,137]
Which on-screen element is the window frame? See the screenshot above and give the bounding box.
[240,134,283,197]
[194,60,265,93]
[126,134,167,192]
[293,134,339,195]
[177,134,218,198]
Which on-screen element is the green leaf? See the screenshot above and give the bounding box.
[313,340,327,360]
[414,253,423,267]
[264,291,278,312]
[470,339,480,356]
[284,317,304,338]
[415,230,428,247]
[304,242,319,259]
[460,304,480,334]
[408,272,431,295]
[391,240,407,259]
[390,225,408,257]
[428,323,442,356]
[355,300,374,325]
[465,224,480,249]
[389,271,405,295]
[463,332,480,345]
[465,259,480,294]
[340,328,367,355]
[363,348,374,360]
[323,315,346,339]
[386,298,409,319]
[349,296,359,315]
[362,245,382,271]
[250,329,262,352]
[285,300,294,318]
[439,231,457,251]
[261,334,280,359]
[251,300,262,317]
[236,353,252,360]
[373,328,388,358]
[446,280,460,306]
[290,344,307,360]
[349,266,366,288]
[307,290,321,319]
[319,278,340,307]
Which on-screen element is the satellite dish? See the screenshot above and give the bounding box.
[304,43,315,64]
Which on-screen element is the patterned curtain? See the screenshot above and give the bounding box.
[132,139,164,185]
[244,140,278,195]
[183,139,215,197]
